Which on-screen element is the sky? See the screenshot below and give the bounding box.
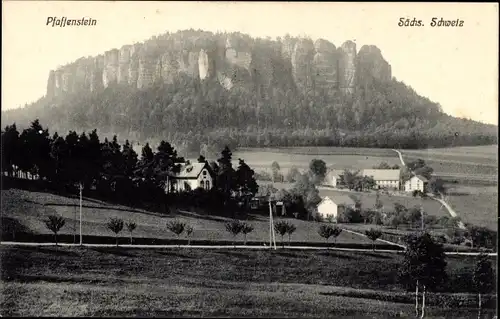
[2,1,498,125]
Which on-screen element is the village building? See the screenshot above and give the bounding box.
[404,175,428,192]
[317,195,356,222]
[361,169,401,190]
[166,162,215,193]
[325,169,344,188]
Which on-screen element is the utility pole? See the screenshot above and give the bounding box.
[420,206,424,231]
[79,183,83,246]
[268,199,277,250]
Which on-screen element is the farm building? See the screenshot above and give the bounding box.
[404,175,428,192]
[362,169,401,190]
[317,195,356,222]
[166,162,215,193]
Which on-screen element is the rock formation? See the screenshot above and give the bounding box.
[312,39,338,92]
[44,31,393,98]
[291,38,315,94]
[338,40,357,94]
[356,45,392,86]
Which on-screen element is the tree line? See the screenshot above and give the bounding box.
[1,119,259,214]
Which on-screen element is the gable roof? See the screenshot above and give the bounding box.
[173,162,212,179]
[321,194,356,207]
[413,175,429,183]
[362,169,400,181]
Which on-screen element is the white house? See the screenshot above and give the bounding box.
[317,195,356,222]
[325,169,344,187]
[167,162,215,193]
[404,175,428,192]
[362,169,401,190]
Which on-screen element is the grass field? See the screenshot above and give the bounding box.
[0,246,496,317]
[444,185,498,231]
[400,145,497,180]
[233,147,400,174]
[1,189,375,245]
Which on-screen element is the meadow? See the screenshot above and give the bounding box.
[0,246,496,317]
[233,147,401,174]
[1,189,377,246]
[445,185,498,231]
[400,145,497,181]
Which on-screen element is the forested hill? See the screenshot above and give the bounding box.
[2,29,497,156]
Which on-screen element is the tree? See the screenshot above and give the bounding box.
[274,221,290,248]
[126,221,137,245]
[217,146,236,197]
[225,220,244,247]
[428,178,446,195]
[309,159,327,185]
[44,215,65,246]
[107,218,124,247]
[167,220,186,247]
[197,155,207,163]
[398,232,447,318]
[342,169,361,191]
[472,253,494,319]
[1,124,20,177]
[365,228,382,251]
[467,225,496,249]
[271,161,281,182]
[407,159,427,171]
[318,225,342,248]
[241,223,254,245]
[286,167,300,183]
[235,159,259,202]
[373,162,391,169]
[286,224,296,245]
[185,225,194,245]
[414,166,434,181]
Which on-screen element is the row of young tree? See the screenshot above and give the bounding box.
[1,119,260,212]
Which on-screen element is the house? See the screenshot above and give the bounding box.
[325,169,344,188]
[317,195,356,222]
[167,162,215,193]
[404,175,428,192]
[361,169,401,190]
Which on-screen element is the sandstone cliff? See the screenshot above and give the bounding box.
[45,31,392,98]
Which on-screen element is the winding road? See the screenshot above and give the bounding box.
[392,149,466,229]
[392,149,405,167]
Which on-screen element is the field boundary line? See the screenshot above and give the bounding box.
[342,228,407,249]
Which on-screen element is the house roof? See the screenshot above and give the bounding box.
[413,175,429,183]
[321,195,356,207]
[362,169,400,181]
[173,162,211,179]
